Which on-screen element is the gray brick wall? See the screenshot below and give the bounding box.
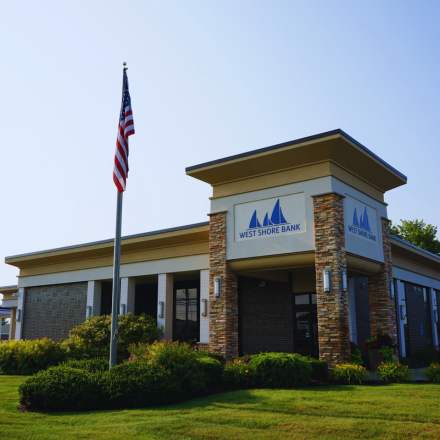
[23,282,87,340]
[239,276,294,355]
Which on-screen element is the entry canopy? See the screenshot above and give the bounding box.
[186,129,407,193]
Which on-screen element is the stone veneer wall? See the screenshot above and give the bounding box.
[22,282,87,340]
[313,192,351,367]
[208,212,239,360]
[368,218,398,345]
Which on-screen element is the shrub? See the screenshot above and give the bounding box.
[129,340,205,399]
[333,363,368,384]
[65,313,161,363]
[102,362,180,409]
[0,338,66,375]
[197,357,223,385]
[305,357,328,380]
[376,362,413,383]
[362,335,397,359]
[422,363,440,383]
[251,353,312,388]
[351,342,363,366]
[19,366,102,411]
[62,358,108,373]
[223,357,253,389]
[197,350,225,363]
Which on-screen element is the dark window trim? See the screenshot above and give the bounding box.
[172,280,200,343]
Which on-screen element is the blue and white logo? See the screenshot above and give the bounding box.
[238,198,301,240]
[348,206,377,242]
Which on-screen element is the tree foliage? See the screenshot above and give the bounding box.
[390,219,440,256]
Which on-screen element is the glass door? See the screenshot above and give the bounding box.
[173,286,199,343]
[294,293,318,358]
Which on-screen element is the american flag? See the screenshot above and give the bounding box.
[113,70,135,192]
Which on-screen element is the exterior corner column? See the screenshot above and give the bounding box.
[9,308,16,340]
[199,269,210,346]
[367,218,398,348]
[158,274,173,340]
[208,211,238,361]
[120,277,136,315]
[86,281,102,317]
[313,192,351,368]
[14,288,25,340]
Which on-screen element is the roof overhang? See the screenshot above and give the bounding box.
[186,129,407,193]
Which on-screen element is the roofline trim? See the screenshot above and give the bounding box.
[185,129,407,181]
[0,285,18,290]
[5,222,210,260]
[391,235,440,261]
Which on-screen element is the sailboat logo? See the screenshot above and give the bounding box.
[352,207,371,232]
[248,199,289,229]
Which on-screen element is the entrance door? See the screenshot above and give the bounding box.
[173,284,199,343]
[294,293,318,358]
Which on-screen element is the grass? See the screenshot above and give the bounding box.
[1,376,440,439]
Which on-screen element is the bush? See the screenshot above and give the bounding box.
[305,357,328,380]
[251,353,312,388]
[65,313,161,364]
[422,363,440,383]
[62,358,108,373]
[19,366,102,411]
[129,340,205,399]
[102,362,180,409]
[223,357,253,389]
[362,335,397,359]
[197,357,223,385]
[197,350,225,363]
[333,363,368,384]
[376,362,413,383]
[0,338,66,375]
[351,342,363,366]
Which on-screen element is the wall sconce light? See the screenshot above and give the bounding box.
[323,270,331,292]
[214,277,221,298]
[390,280,395,300]
[341,270,347,292]
[158,301,164,319]
[434,310,439,324]
[86,306,92,318]
[201,299,207,317]
[16,309,21,322]
[400,305,406,321]
[119,304,126,316]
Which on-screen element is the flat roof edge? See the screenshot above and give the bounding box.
[185,129,407,181]
[391,235,440,261]
[0,285,18,290]
[5,221,210,261]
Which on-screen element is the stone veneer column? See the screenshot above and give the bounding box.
[368,218,398,343]
[208,211,238,360]
[198,269,210,348]
[157,274,173,340]
[313,192,351,368]
[120,277,136,314]
[14,287,25,340]
[86,281,102,317]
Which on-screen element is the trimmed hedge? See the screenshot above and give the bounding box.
[305,357,328,380]
[197,357,223,385]
[62,358,108,373]
[19,366,102,411]
[0,338,66,375]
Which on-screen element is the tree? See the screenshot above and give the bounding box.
[390,219,440,256]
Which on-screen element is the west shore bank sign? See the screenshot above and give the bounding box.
[345,196,378,244]
[234,194,306,242]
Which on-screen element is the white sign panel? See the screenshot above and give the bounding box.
[345,196,378,244]
[234,193,306,242]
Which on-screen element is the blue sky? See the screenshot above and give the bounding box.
[1,1,439,286]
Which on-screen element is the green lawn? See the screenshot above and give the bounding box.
[1,376,440,439]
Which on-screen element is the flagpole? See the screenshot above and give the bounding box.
[109,64,127,369]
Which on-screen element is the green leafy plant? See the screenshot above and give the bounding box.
[64,313,161,364]
[62,358,109,373]
[0,338,66,375]
[196,349,225,363]
[129,340,205,399]
[304,357,328,380]
[196,357,223,385]
[362,335,397,360]
[422,363,440,383]
[376,362,413,383]
[222,357,253,389]
[351,342,363,366]
[333,363,368,384]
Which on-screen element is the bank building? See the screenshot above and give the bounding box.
[1,129,439,367]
